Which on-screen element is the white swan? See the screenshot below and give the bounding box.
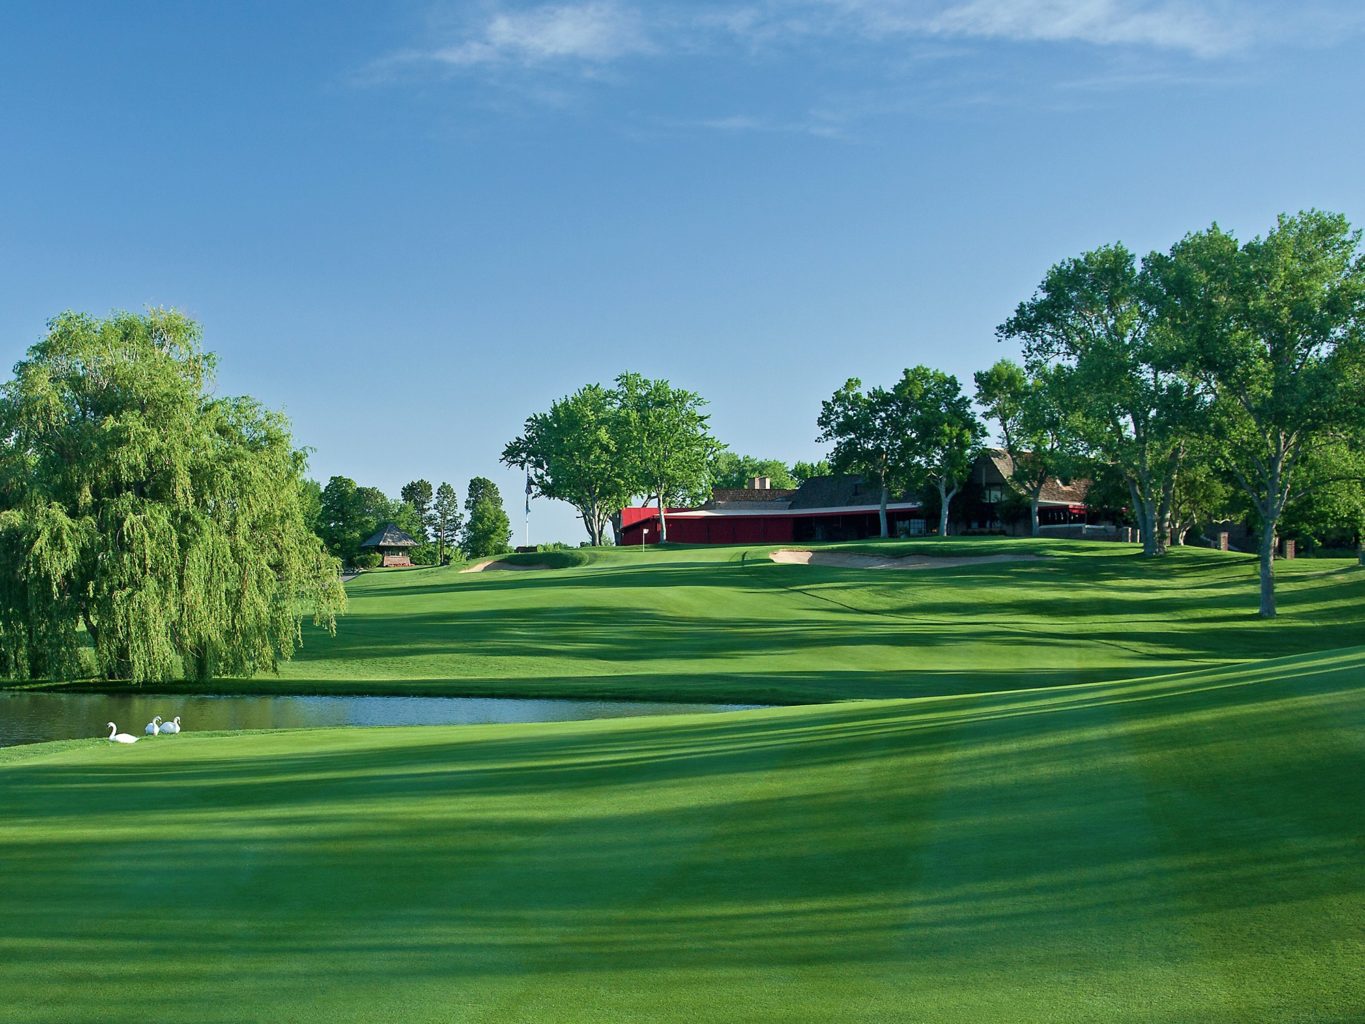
[160,716,181,735]
[107,722,138,744]
[145,716,162,736]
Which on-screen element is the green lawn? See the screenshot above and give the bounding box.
[2,539,1362,1021]
[24,539,1365,704]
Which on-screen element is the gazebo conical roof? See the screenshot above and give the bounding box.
[359,522,418,549]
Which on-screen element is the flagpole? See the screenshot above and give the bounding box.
[524,468,532,549]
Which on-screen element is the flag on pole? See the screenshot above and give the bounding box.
[524,469,532,516]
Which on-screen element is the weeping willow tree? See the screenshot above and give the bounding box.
[0,309,345,683]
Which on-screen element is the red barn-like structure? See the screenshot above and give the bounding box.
[620,476,926,546]
[620,455,1107,545]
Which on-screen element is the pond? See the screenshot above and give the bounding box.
[0,691,764,748]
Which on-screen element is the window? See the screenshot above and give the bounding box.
[908,518,927,536]
[984,486,1004,503]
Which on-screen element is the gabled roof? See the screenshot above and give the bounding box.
[982,448,1091,505]
[787,475,914,510]
[360,522,418,549]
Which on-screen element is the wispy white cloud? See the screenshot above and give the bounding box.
[397,2,652,71]
[376,1,1348,81]
[692,112,851,140]
[363,1,1363,127]
[922,0,1248,58]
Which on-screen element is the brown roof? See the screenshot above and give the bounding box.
[360,522,418,549]
[707,488,799,505]
[787,475,915,510]
[980,449,1090,505]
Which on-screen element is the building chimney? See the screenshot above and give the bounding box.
[747,476,771,490]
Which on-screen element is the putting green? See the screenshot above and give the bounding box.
[2,541,1362,1021]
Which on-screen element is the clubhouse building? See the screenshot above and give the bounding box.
[618,450,1102,545]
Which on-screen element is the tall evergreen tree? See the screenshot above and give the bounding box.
[400,479,434,541]
[432,482,462,564]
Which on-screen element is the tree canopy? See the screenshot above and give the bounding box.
[615,373,720,543]
[999,244,1201,557]
[974,359,1081,537]
[709,452,797,490]
[462,476,512,558]
[0,310,344,683]
[504,374,719,545]
[503,384,633,547]
[817,374,919,538]
[432,482,462,565]
[1151,210,1365,615]
[900,367,985,537]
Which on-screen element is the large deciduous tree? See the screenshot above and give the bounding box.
[1151,211,1365,616]
[999,244,1200,557]
[0,310,344,683]
[709,451,797,490]
[614,373,720,543]
[502,384,633,547]
[461,476,512,558]
[902,367,986,537]
[816,377,915,538]
[791,459,831,484]
[974,359,1080,537]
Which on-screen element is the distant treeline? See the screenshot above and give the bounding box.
[307,476,511,568]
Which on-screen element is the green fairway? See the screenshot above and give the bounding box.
[23,539,1365,705]
[265,541,1365,702]
[4,540,1363,1021]
[2,648,1361,1022]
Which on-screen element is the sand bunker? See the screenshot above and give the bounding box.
[769,549,1046,570]
[460,559,553,573]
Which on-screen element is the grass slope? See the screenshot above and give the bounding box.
[18,540,1365,704]
[2,647,1361,1022]
[276,540,1365,702]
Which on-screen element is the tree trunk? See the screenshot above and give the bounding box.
[938,481,953,537]
[1258,518,1277,619]
[656,493,668,543]
[1127,481,1152,555]
[1156,468,1177,555]
[1030,491,1041,538]
[878,483,889,538]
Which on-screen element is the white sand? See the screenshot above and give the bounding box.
[459,560,553,573]
[768,549,1046,570]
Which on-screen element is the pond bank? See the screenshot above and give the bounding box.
[0,691,765,748]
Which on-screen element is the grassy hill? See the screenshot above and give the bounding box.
[2,539,1362,1022]
[265,539,1365,703]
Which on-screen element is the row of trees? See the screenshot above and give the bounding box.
[508,213,1364,619]
[504,374,836,546]
[818,211,1365,618]
[996,209,1365,618]
[312,475,510,566]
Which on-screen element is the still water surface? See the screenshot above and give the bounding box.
[0,691,762,748]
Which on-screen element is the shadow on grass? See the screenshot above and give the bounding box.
[2,653,1361,1006]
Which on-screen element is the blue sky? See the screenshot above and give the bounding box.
[2,1,1363,543]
